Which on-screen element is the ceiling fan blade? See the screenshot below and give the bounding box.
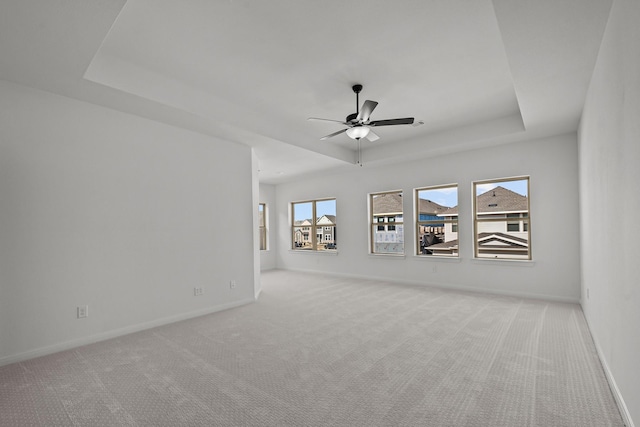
[308,117,348,124]
[320,128,348,140]
[370,117,415,127]
[356,100,378,122]
[365,130,380,142]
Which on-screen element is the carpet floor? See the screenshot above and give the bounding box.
[0,270,624,426]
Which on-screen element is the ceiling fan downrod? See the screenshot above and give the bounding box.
[352,84,363,117]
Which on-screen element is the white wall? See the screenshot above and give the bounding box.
[0,80,257,365]
[251,151,262,297]
[579,0,640,424]
[275,134,581,302]
[259,183,277,271]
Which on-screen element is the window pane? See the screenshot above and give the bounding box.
[316,199,336,251]
[506,222,520,232]
[292,202,313,250]
[371,191,404,254]
[258,203,265,227]
[292,226,312,249]
[259,203,267,250]
[291,199,337,251]
[474,178,530,260]
[316,199,336,217]
[293,202,312,223]
[260,228,267,250]
[416,186,458,257]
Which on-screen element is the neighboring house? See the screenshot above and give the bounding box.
[417,198,451,254]
[475,232,529,259]
[372,193,404,227]
[431,186,528,258]
[293,215,336,248]
[317,215,336,246]
[293,219,312,246]
[371,193,404,253]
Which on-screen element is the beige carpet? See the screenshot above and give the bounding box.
[0,270,624,426]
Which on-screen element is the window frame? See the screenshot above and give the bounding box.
[258,203,267,250]
[414,184,459,257]
[369,190,404,255]
[291,198,337,251]
[472,176,531,260]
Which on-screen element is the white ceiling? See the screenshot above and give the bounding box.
[0,0,612,184]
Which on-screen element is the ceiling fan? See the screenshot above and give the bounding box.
[309,84,415,142]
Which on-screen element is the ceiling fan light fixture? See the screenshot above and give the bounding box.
[346,126,370,140]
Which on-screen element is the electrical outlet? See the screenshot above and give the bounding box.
[194,287,204,296]
[77,306,88,319]
[230,280,236,289]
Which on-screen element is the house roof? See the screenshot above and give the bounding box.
[438,206,459,217]
[317,215,336,225]
[427,240,459,250]
[372,193,403,215]
[428,232,527,251]
[294,215,336,226]
[418,199,449,216]
[438,185,527,216]
[476,186,528,213]
[477,232,528,247]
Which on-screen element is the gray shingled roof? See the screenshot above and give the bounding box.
[477,186,528,213]
[437,186,527,216]
[477,232,528,246]
[372,193,403,215]
[418,198,449,215]
[373,193,451,216]
[427,240,459,249]
[294,215,336,226]
[428,232,527,250]
[317,214,336,225]
[438,206,459,216]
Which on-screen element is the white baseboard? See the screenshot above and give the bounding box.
[0,297,256,368]
[282,267,579,304]
[583,311,635,427]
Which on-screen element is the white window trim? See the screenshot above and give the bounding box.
[368,190,405,256]
[472,176,532,261]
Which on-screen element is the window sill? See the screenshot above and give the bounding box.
[471,258,535,267]
[288,250,338,256]
[412,255,462,263]
[368,253,406,259]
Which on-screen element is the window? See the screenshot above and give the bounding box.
[415,185,458,257]
[292,198,336,251]
[258,203,267,250]
[506,213,520,232]
[387,218,396,231]
[473,177,530,260]
[370,191,404,254]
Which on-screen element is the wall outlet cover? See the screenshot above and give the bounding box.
[77,306,88,318]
